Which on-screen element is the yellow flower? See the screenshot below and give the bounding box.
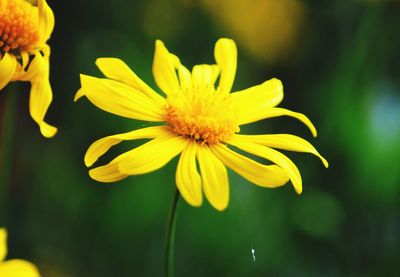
[0,0,56,138]
[0,228,40,276]
[75,39,328,211]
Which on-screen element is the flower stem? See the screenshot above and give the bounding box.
[0,87,16,222]
[165,188,180,277]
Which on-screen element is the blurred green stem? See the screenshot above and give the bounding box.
[0,87,16,222]
[165,188,180,277]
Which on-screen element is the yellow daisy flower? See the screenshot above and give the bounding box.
[0,0,56,138]
[0,228,40,276]
[75,38,328,211]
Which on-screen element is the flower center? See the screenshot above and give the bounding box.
[0,0,39,53]
[165,86,239,144]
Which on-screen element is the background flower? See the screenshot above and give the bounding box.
[0,228,40,276]
[0,0,56,138]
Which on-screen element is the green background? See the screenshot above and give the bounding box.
[1,0,400,276]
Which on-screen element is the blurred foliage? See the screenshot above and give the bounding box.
[0,0,400,276]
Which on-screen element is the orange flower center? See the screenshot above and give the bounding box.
[165,86,239,144]
[0,0,39,53]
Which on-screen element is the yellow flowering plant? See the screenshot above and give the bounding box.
[0,0,56,138]
[0,228,40,276]
[75,38,328,211]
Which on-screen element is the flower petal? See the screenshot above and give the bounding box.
[177,65,192,91]
[85,126,169,167]
[0,53,17,90]
[95,58,166,105]
[38,0,55,43]
[118,134,187,175]
[232,78,284,124]
[152,40,180,95]
[240,107,317,137]
[210,144,289,189]
[176,142,202,207]
[197,145,229,211]
[75,74,165,122]
[191,64,220,89]
[0,228,7,262]
[0,259,40,277]
[27,54,57,138]
[235,134,328,168]
[89,158,128,183]
[21,51,30,69]
[230,137,303,194]
[13,51,46,82]
[214,38,237,93]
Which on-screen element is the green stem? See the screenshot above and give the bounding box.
[0,87,16,223]
[165,188,180,277]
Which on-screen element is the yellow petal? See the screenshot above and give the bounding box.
[197,145,229,211]
[95,58,166,105]
[89,158,128,183]
[0,53,17,90]
[75,74,165,122]
[152,40,180,95]
[14,51,46,82]
[21,52,30,69]
[210,144,289,188]
[28,55,57,138]
[230,137,303,194]
[191,64,220,89]
[176,142,202,207]
[38,0,55,42]
[241,107,317,137]
[85,126,169,167]
[0,228,7,262]
[236,134,328,168]
[0,259,40,277]
[214,38,237,93]
[177,64,192,91]
[232,78,284,124]
[118,134,187,175]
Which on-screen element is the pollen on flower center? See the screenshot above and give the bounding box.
[0,0,39,53]
[165,87,239,144]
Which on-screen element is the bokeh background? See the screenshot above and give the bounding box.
[1,0,400,276]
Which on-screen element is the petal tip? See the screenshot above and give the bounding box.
[270,77,283,89]
[322,158,329,168]
[187,198,203,207]
[216,38,236,46]
[0,228,6,238]
[155,39,165,49]
[84,156,94,168]
[295,186,303,195]
[40,123,57,138]
[95,57,116,68]
[74,89,84,102]
[214,203,228,211]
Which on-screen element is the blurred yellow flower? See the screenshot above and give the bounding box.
[0,228,40,276]
[0,0,57,138]
[200,0,306,65]
[75,38,328,211]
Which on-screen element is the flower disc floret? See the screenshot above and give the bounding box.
[0,0,39,53]
[165,87,239,144]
